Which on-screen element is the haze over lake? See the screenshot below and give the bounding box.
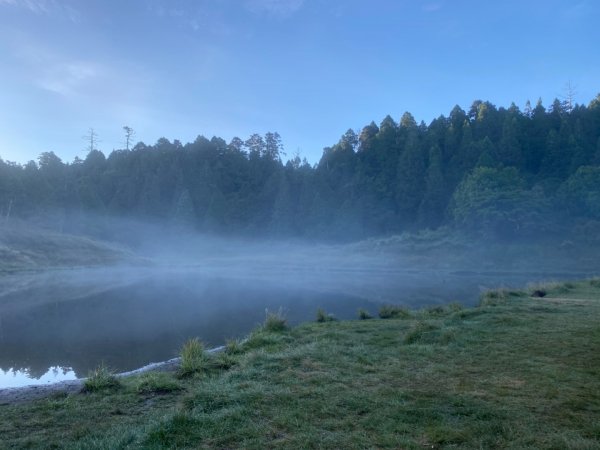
[0,240,592,388]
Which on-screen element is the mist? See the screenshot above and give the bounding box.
[1,212,596,387]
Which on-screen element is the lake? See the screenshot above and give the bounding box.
[0,260,591,388]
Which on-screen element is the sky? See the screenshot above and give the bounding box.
[0,0,599,165]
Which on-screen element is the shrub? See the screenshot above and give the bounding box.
[179,338,206,376]
[263,309,287,332]
[316,308,336,323]
[83,364,120,392]
[379,305,411,319]
[357,308,373,320]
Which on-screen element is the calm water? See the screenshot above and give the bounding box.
[0,264,590,388]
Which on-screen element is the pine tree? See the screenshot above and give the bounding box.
[498,116,522,167]
[418,145,446,227]
[396,131,426,224]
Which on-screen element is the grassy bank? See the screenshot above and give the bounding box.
[0,222,136,273]
[1,280,600,448]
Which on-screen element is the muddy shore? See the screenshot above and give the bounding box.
[0,346,224,405]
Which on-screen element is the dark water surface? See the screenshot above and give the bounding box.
[0,264,591,388]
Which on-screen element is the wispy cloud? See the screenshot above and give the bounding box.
[244,0,305,18]
[8,36,152,108]
[36,60,103,97]
[563,1,591,20]
[422,2,443,13]
[148,1,233,36]
[0,0,80,22]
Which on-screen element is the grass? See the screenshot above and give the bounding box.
[262,308,288,332]
[134,373,182,395]
[1,279,600,448]
[316,307,336,322]
[82,363,120,392]
[0,221,133,272]
[378,304,411,319]
[357,308,373,320]
[179,338,206,377]
[225,338,244,355]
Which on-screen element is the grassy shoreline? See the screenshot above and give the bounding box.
[1,279,600,448]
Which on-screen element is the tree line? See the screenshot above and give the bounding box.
[1,95,600,242]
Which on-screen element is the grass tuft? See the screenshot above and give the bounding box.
[263,309,287,332]
[179,338,206,377]
[357,308,373,320]
[225,338,244,355]
[379,304,411,319]
[316,308,336,322]
[479,288,514,306]
[82,364,120,392]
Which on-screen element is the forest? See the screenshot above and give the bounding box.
[1,96,600,242]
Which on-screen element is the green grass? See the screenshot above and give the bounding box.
[82,364,120,392]
[225,338,244,355]
[262,309,288,332]
[378,304,411,319]
[357,308,373,320]
[179,338,206,377]
[0,221,134,272]
[134,373,182,395]
[316,307,336,322]
[1,279,600,448]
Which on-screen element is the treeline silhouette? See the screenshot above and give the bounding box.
[1,96,600,241]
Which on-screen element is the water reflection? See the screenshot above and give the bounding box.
[0,265,592,388]
[0,366,76,389]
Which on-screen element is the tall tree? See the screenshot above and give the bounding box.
[264,132,284,161]
[418,145,446,227]
[497,116,522,167]
[123,126,135,151]
[396,131,426,224]
[83,128,100,153]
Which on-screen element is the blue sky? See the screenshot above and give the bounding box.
[0,0,598,164]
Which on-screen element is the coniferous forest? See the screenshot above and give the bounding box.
[1,96,600,242]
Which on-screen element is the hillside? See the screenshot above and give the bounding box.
[0,222,136,272]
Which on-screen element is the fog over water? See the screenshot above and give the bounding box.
[0,233,594,388]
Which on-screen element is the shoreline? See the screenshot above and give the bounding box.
[0,345,225,405]
[1,278,599,447]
